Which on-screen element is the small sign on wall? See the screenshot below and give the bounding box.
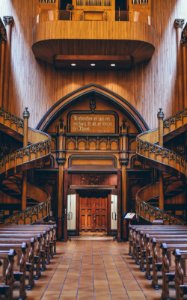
[69,112,117,134]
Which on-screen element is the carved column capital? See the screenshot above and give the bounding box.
[0,18,7,42]
[3,16,14,27]
[120,158,129,167]
[181,23,187,44]
[174,19,185,29]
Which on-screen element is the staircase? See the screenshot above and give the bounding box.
[0,107,52,224]
[136,108,187,224]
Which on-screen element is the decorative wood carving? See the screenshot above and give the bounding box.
[80,174,105,185]
[66,135,119,151]
[89,96,96,112]
[136,108,187,225]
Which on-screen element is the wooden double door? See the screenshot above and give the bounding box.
[80,194,108,232]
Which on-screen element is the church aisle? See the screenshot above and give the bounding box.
[27,240,161,300]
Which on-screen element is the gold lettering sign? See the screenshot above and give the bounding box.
[70,114,116,133]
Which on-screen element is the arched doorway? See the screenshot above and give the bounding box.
[37,84,150,241]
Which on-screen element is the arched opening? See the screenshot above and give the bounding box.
[37,84,151,241]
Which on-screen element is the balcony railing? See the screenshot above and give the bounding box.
[36,9,151,24]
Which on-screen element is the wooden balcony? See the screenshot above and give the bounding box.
[32,10,156,70]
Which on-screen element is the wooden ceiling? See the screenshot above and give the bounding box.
[32,21,156,70]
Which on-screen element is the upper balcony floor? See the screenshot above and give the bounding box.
[32,0,156,70]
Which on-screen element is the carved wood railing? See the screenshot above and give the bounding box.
[136,108,187,224]
[136,183,184,225]
[4,198,51,224]
[0,107,51,177]
[0,107,52,224]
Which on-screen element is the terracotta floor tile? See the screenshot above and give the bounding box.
[26,240,163,300]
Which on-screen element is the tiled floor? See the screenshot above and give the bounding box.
[27,240,162,300]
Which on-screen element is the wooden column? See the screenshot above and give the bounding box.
[2,16,14,110]
[117,170,122,242]
[174,19,185,110]
[157,108,164,211]
[181,23,187,108]
[185,132,187,221]
[22,107,30,211]
[0,18,7,107]
[119,119,129,240]
[56,119,66,240]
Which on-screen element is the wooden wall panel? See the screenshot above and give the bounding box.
[0,0,187,129]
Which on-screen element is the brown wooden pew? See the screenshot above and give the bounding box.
[128,225,187,300]
[0,243,27,299]
[142,232,187,279]
[0,224,56,256]
[173,249,187,300]
[0,223,57,299]
[160,243,187,300]
[0,236,41,281]
[0,249,17,300]
[0,231,49,268]
[0,238,36,290]
[152,238,187,287]
[130,226,187,261]
[129,225,187,256]
[0,225,55,259]
[134,229,187,271]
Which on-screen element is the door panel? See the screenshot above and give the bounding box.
[80,195,107,231]
[111,195,117,230]
[67,194,76,230]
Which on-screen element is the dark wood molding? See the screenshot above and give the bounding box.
[68,154,117,168]
[36,83,149,133]
[70,185,116,190]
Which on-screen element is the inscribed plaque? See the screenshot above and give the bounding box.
[70,113,116,133]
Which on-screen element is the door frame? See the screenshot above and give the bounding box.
[65,170,122,240]
[67,188,119,236]
[78,191,109,233]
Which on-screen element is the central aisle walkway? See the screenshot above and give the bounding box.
[27,240,161,300]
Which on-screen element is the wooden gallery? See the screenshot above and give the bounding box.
[0,0,187,299]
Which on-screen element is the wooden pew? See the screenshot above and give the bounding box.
[151,239,187,290]
[0,238,36,290]
[0,236,41,281]
[0,224,56,256]
[161,243,187,300]
[0,226,54,259]
[142,232,187,280]
[130,226,187,262]
[173,249,187,300]
[0,243,27,299]
[0,249,17,300]
[0,231,48,269]
[135,229,187,273]
[129,225,187,256]
[0,223,57,300]
[128,225,187,299]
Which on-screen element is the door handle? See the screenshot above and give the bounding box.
[68,212,73,220]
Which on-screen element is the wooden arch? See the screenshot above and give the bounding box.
[37,83,149,132]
